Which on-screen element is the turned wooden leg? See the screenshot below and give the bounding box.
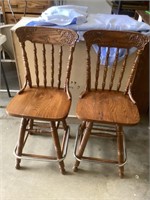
[61,120,69,152]
[15,118,28,169]
[29,119,34,135]
[73,122,93,172]
[117,125,124,178]
[51,121,65,174]
[79,121,86,143]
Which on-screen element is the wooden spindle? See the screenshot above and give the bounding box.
[42,44,47,88]
[117,48,129,91]
[21,42,32,88]
[58,46,63,89]
[33,43,39,87]
[124,50,142,94]
[86,46,91,92]
[109,48,119,91]
[95,46,101,91]
[51,44,54,87]
[65,46,75,98]
[102,47,110,90]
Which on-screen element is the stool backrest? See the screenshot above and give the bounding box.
[16,26,78,98]
[83,30,149,95]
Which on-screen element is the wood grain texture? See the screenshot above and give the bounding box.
[6,87,71,120]
[83,30,149,50]
[2,0,52,13]
[1,0,53,24]
[16,26,78,46]
[76,90,140,125]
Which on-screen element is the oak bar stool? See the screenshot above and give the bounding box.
[6,26,78,174]
[73,30,149,177]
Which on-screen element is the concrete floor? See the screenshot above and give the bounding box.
[0,92,150,200]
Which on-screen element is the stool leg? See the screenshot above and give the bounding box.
[73,122,92,172]
[61,119,69,152]
[117,125,124,178]
[79,121,86,142]
[51,121,65,174]
[15,118,28,169]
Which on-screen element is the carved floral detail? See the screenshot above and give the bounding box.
[129,34,149,49]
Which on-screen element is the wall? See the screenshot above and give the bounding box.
[64,0,111,14]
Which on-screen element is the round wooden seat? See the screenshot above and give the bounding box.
[6,87,71,121]
[76,90,140,125]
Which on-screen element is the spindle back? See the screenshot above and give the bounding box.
[83,30,149,94]
[16,26,78,97]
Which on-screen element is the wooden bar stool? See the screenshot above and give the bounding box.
[6,26,78,174]
[73,30,149,177]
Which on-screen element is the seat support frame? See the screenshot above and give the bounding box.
[73,121,127,178]
[14,118,70,174]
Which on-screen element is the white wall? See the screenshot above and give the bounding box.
[64,0,111,14]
